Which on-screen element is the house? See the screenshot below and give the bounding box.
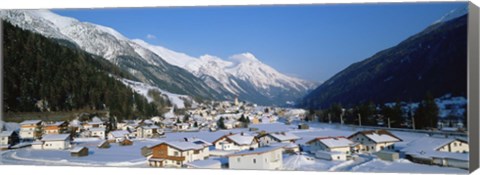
[89,128,106,140]
[0,131,19,148]
[71,146,89,157]
[82,121,105,130]
[136,125,161,138]
[108,130,131,142]
[19,120,43,141]
[32,134,71,150]
[306,136,354,161]
[436,138,468,153]
[228,145,283,170]
[212,133,259,151]
[348,130,402,153]
[257,132,300,147]
[43,121,69,134]
[147,140,210,167]
[401,137,469,169]
[174,123,190,131]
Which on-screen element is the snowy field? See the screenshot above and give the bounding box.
[0,122,469,174]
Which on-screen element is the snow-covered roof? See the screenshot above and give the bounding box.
[307,136,353,148]
[70,146,87,153]
[223,133,255,145]
[41,134,70,141]
[268,132,300,141]
[89,128,106,132]
[401,136,468,161]
[185,159,221,168]
[109,130,130,138]
[0,131,14,137]
[45,121,67,127]
[349,130,401,143]
[139,125,160,129]
[154,140,205,151]
[20,120,42,125]
[184,138,212,146]
[86,121,103,125]
[228,145,283,157]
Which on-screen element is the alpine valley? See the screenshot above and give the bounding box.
[0,10,316,108]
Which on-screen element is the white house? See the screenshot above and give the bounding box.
[307,136,354,161]
[436,138,468,153]
[0,131,19,148]
[147,139,210,167]
[347,130,402,153]
[32,134,71,150]
[136,125,161,138]
[19,120,43,141]
[257,132,300,147]
[185,159,222,169]
[108,130,131,142]
[212,133,258,151]
[228,145,283,170]
[401,137,469,169]
[89,128,106,140]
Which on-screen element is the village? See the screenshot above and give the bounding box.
[0,97,470,173]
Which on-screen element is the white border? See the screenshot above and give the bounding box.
[1,0,479,175]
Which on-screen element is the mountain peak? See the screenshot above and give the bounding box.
[229,52,260,64]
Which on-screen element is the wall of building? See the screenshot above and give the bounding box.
[228,149,283,170]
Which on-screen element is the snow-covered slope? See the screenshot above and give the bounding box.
[434,6,468,24]
[0,9,225,100]
[120,79,194,109]
[133,39,317,105]
[1,9,315,105]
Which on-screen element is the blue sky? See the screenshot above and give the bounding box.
[53,2,467,82]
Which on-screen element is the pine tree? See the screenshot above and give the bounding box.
[217,117,226,129]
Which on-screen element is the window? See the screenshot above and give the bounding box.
[174,151,179,156]
[380,146,384,150]
[337,156,340,160]
[237,158,241,162]
[253,159,256,164]
[454,143,457,147]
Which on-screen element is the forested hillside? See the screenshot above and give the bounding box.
[3,20,169,120]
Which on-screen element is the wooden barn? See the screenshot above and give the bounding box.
[70,147,89,157]
[97,140,110,149]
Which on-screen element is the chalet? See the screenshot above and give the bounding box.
[136,125,161,138]
[347,130,402,153]
[436,138,468,153]
[89,128,106,140]
[108,130,131,142]
[43,121,69,134]
[307,136,354,161]
[19,120,43,141]
[32,134,71,150]
[257,132,300,147]
[0,131,19,148]
[228,145,283,170]
[71,146,89,157]
[147,140,210,167]
[401,137,469,169]
[212,133,258,151]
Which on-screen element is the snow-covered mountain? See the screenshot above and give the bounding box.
[1,9,316,105]
[433,6,468,24]
[133,40,317,105]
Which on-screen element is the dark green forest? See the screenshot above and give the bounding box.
[3,20,169,120]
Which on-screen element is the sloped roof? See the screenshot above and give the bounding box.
[228,145,283,157]
[41,134,70,141]
[185,159,221,168]
[0,131,15,137]
[70,146,88,153]
[20,120,42,125]
[109,130,130,138]
[153,140,205,151]
[307,136,354,148]
[401,136,468,161]
[268,132,300,141]
[348,130,402,143]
